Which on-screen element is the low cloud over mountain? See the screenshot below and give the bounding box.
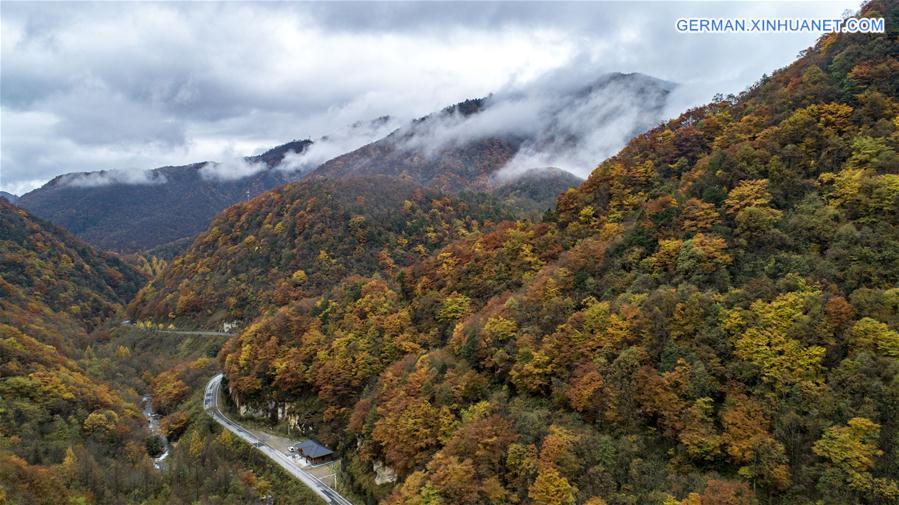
[312,71,674,192]
[395,71,674,180]
[58,168,169,188]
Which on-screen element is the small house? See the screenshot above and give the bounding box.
[291,439,334,465]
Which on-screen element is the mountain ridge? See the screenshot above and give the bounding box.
[17,141,313,252]
[128,174,513,326]
[18,72,674,253]
[310,72,675,193]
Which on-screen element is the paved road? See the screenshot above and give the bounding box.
[123,321,235,337]
[159,329,235,337]
[203,374,354,505]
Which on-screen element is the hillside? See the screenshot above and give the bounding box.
[203,2,899,504]
[0,200,146,350]
[0,200,324,504]
[0,201,146,503]
[19,74,670,254]
[311,73,673,194]
[129,175,512,326]
[18,140,312,253]
[0,192,17,204]
[493,167,584,218]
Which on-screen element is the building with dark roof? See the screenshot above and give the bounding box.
[291,439,335,465]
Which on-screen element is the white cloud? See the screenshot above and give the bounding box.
[198,158,266,182]
[59,169,167,188]
[393,71,675,180]
[497,73,676,179]
[278,116,403,174]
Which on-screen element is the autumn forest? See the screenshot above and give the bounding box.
[1,1,898,504]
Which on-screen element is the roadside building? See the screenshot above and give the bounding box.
[291,439,334,465]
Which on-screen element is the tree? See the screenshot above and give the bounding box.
[291,269,308,284]
[734,206,782,239]
[723,179,773,215]
[145,436,165,457]
[720,391,789,489]
[729,289,826,391]
[845,136,898,172]
[566,362,605,416]
[426,453,480,505]
[479,316,517,356]
[735,325,824,390]
[83,410,117,434]
[371,358,449,475]
[506,443,538,493]
[115,345,131,359]
[679,397,722,461]
[813,417,899,500]
[510,347,554,394]
[62,446,78,479]
[529,466,577,505]
[218,427,235,449]
[846,317,899,357]
[188,430,204,459]
[151,372,190,413]
[437,293,471,323]
[667,233,733,283]
[539,426,581,477]
[699,479,752,505]
[680,198,719,233]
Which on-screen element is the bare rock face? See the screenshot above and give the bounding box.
[373,460,398,485]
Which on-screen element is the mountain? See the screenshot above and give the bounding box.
[492,167,584,217]
[129,175,512,326]
[18,75,669,254]
[0,191,17,204]
[0,199,326,504]
[0,200,148,503]
[0,200,146,351]
[171,1,898,504]
[310,73,674,194]
[17,140,313,253]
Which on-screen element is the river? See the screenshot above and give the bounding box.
[142,395,170,470]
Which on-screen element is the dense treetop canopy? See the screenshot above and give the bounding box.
[205,1,899,503]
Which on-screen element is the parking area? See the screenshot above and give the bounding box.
[248,429,339,487]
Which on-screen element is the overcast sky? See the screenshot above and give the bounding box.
[0,1,860,195]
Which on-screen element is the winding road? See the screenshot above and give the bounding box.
[203,374,354,505]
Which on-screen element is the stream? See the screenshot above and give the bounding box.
[142,395,170,470]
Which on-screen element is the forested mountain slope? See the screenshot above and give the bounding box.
[0,201,147,503]
[493,167,584,217]
[0,200,146,351]
[0,200,323,504]
[129,175,511,326]
[18,141,312,252]
[205,1,899,504]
